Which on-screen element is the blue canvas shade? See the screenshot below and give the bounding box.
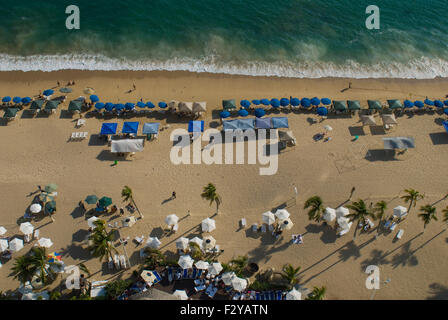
[443,120,448,133]
[220,111,230,118]
[13,96,22,104]
[290,98,300,107]
[280,98,290,107]
[240,100,251,108]
[30,99,45,110]
[188,120,204,132]
[43,89,54,96]
[444,100,448,107]
[4,108,19,118]
[270,99,280,108]
[100,123,118,135]
[261,99,270,106]
[347,100,361,110]
[125,103,135,110]
[122,122,139,134]
[115,103,125,111]
[68,100,83,112]
[146,102,155,108]
[255,108,265,118]
[95,102,105,110]
[238,109,249,117]
[424,99,434,106]
[301,98,311,108]
[434,100,444,108]
[45,100,60,110]
[321,98,331,105]
[271,117,289,128]
[444,108,448,116]
[142,122,160,134]
[311,97,320,106]
[21,97,31,104]
[137,101,146,108]
[223,120,239,131]
[251,99,261,105]
[2,96,11,103]
[316,107,328,116]
[237,118,255,130]
[403,100,414,108]
[90,95,99,102]
[104,103,114,111]
[255,117,271,129]
[414,100,424,108]
[158,102,167,109]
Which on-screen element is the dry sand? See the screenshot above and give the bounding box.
[0,70,447,299]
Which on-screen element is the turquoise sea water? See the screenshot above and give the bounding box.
[0,0,447,78]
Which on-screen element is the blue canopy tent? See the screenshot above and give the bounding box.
[261,99,270,106]
[125,103,135,110]
[142,123,160,134]
[424,99,434,106]
[443,120,448,133]
[137,102,146,108]
[414,100,424,108]
[316,106,328,116]
[220,111,231,118]
[237,118,255,130]
[280,98,290,107]
[240,100,251,108]
[255,117,271,129]
[90,95,99,103]
[255,108,265,118]
[43,89,54,96]
[122,122,139,134]
[13,96,22,104]
[311,97,320,106]
[290,98,300,107]
[271,117,289,128]
[115,103,125,111]
[270,98,280,108]
[223,120,239,131]
[434,100,444,108]
[104,103,115,111]
[301,98,311,108]
[238,109,249,117]
[188,120,204,132]
[321,98,331,105]
[21,97,31,104]
[100,123,118,135]
[146,102,156,109]
[403,100,414,108]
[251,99,261,106]
[2,96,11,103]
[95,102,105,110]
[158,102,167,109]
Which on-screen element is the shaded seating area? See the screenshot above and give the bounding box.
[4,108,19,122]
[142,122,160,140]
[333,100,348,113]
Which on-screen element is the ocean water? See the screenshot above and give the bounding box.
[0,0,447,78]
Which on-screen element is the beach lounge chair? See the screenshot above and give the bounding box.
[396,229,404,240]
[269,224,274,232]
[191,268,198,279]
[276,290,283,300]
[270,291,276,300]
[255,292,261,300]
[153,271,162,284]
[119,255,127,269]
[261,224,267,233]
[139,248,147,260]
[76,119,86,128]
[182,269,189,279]
[390,222,397,231]
[113,255,120,269]
[207,286,218,299]
[167,267,173,283]
[232,292,241,300]
[195,284,206,292]
[175,268,182,280]
[252,223,258,232]
[172,224,178,233]
[384,220,392,229]
[108,256,114,270]
[240,218,247,228]
[134,235,144,245]
[81,132,88,140]
[33,229,40,240]
[194,279,204,286]
[196,269,203,278]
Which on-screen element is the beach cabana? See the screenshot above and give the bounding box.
[383,137,415,149]
[381,114,398,125]
[255,108,266,118]
[142,122,160,135]
[237,118,255,130]
[192,101,206,113]
[30,99,45,110]
[387,99,403,109]
[322,207,336,223]
[333,100,348,111]
[271,117,289,128]
[4,108,19,119]
[111,139,144,153]
[368,100,382,110]
[201,218,216,232]
[222,99,236,111]
[121,122,139,134]
[255,117,271,129]
[223,119,239,131]
[68,100,83,113]
[178,101,193,113]
[100,123,118,135]
[347,100,361,111]
[360,115,376,126]
[188,120,204,133]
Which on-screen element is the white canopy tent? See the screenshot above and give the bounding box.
[231,277,248,292]
[208,262,223,275]
[393,206,408,218]
[9,238,24,252]
[0,239,8,252]
[146,237,162,249]
[194,260,210,270]
[178,255,194,269]
[19,222,34,235]
[111,139,144,153]
[38,238,53,248]
[336,207,350,218]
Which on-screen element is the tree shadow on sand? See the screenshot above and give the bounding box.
[360,249,390,271]
[427,283,448,300]
[389,241,419,269]
[304,223,338,244]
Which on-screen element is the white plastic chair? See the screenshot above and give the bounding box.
[172,224,178,233]
[33,229,40,240]
[396,229,404,240]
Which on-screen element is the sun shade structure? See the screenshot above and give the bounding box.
[208,262,223,275]
[173,290,189,300]
[337,217,353,231]
[98,196,112,207]
[222,99,236,110]
[387,99,403,109]
[393,206,407,218]
[2,96,11,103]
[201,218,216,232]
[310,97,320,106]
[188,120,204,133]
[158,102,167,109]
[255,117,271,129]
[68,100,83,112]
[279,218,293,230]
[262,211,276,225]
[13,96,22,104]
[238,109,249,117]
[223,119,239,131]
[178,101,193,113]
[85,195,98,205]
[360,115,377,126]
[90,95,99,102]
[176,237,189,250]
[125,103,135,110]
[316,107,328,116]
[383,137,415,149]
[137,102,146,108]
[254,108,266,118]
[45,100,59,110]
[301,98,311,108]
[434,100,444,108]
[275,209,290,220]
[333,100,347,111]
[237,118,255,129]
[111,139,144,153]
[38,238,53,248]
[231,277,248,292]
[278,130,296,144]
[22,97,32,104]
[286,289,302,300]
[424,99,434,106]
[195,260,210,270]
[146,237,161,249]
[222,272,236,285]
[121,122,139,134]
[45,201,56,213]
[146,102,155,109]
[20,222,34,235]
[60,87,72,93]
[43,89,54,96]
[260,99,270,106]
[44,183,58,193]
[87,216,99,229]
[290,98,301,107]
[381,114,398,125]
[414,100,424,108]
[30,99,45,110]
[203,235,216,250]
[220,111,230,118]
[270,98,280,108]
[95,102,105,110]
[165,214,179,226]
[404,100,414,108]
[240,100,251,108]
[115,104,124,111]
[368,100,382,110]
[280,98,290,107]
[189,237,203,248]
[178,255,194,269]
[0,226,7,236]
[9,238,24,252]
[192,101,206,113]
[104,103,115,111]
[347,100,361,110]
[4,108,19,118]
[100,123,118,135]
[0,239,8,253]
[322,207,336,223]
[271,117,289,128]
[336,207,350,218]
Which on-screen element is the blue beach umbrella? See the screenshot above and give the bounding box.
[255,108,266,118]
[444,100,448,107]
[316,107,328,116]
[311,97,321,106]
[301,98,311,108]
[95,102,105,110]
[424,99,434,106]
[251,99,261,106]
[444,108,448,116]
[403,100,414,108]
[290,98,300,107]
[220,111,230,118]
[21,97,31,104]
[434,100,444,108]
[43,89,54,96]
[137,101,146,108]
[104,103,114,111]
[90,95,99,103]
[414,100,424,108]
[280,98,290,107]
[158,102,167,109]
[13,96,22,104]
[238,109,249,117]
[321,98,331,105]
[146,102,155,109]
[2,96,11,103]
[240,100,251,108]
[115,103,125,111]
[270,98,280,108]
[125,102,135,110]
[261,99,270,106]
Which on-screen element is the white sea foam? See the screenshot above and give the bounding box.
[1,53,448,79]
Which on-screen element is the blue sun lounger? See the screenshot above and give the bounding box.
[260,292,266,300]
[153,271,162,283]
[276,290,283,300]
[196,269,203,278]
[270,291,276,300]
[255,292,261,300]
[191,268,198,279]
[167,267,173,282]
[182,269,189,279]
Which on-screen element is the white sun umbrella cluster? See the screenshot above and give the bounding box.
[286,288,302,300]
[231,277,248,292]
[222,272,236,285]
[337,217,353,231]
[275,209,290,220]
[30,203,42,214]
[178,255,194,269]
[0,226,6,236]
[189,237,203,248]
[322,207,336,223]
[202,235,216,250]
[176,237,189,251]
[208,262,223,275]
[87,216,99,229]
[173,289,189,300]
[165,214,179,226]
[38,238,53,248]
[146,237,161,249]
[262,211,276,225]
[19,222,34,235]
[0,239,8,252]
[194,260,210,270]
[9,238,24,252]
[393,206,407,218]
[336,206,350,218]
[279,218,294,230]
[201,218,216,232]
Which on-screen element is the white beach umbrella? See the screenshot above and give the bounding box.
[0,226,6,236]
[87,216,99,229]
[194,260,210,270]
[279,218,294,230]
[9,238,23,252]
[322,207,336,223]
[38,238,53,248]
[262,211,276,225]
[337,217,352,231]
[231,277,248,292]
[173,289,189,300]
[189,237,203,248]
[178,255,194,269]
[145,237,161,249]
[323,125,333,131]
[201,218,216,233]
[22,291,50,300]
[222,272,236,286]
[286,288,302,300]
[202,235,216,250]
[275,209,290,220]
[19,222,34,235]
[165,214,179,226]
[336,206,350,218]
[208,262,223,275]
[30,203,42,214]
[176,237,189,250]
[0,239,8,252]
[393,206,407,218]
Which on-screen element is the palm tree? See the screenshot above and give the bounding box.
[401,189,424,213]
[201,183,222,214]
[189,242,204,260]
[11,255,35,284]
[144,248,166,269]
[230,255,249,277]
[418,205,437,232]
[89,221,118,262]
[374,201,387,237]
[11,247,55,285]
[306,286,326,300]
[304,196,323,222]
[30,247,55,284]
[347,199,375,239]
[280,264,301,289]
[121,185,143,219]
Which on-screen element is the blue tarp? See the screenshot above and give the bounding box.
[100,123,118,135]
[188,120,204,132]
[122,122,139,134]
[142,122,160,134]
[255,117,271,129]
[237,118,255,129]
[271,117,289,128]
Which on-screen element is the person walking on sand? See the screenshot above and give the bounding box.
[171,191,176,199]
[348,82,352,89]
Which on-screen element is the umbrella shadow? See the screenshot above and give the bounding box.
[427,283,448,300]
[70,207,85,219]
[429,132,448,145]
[59,243,91,261]
[149,227,164,239]
[72,229,89,243]
[304,223,338,244]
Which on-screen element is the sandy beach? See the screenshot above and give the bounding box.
[0,70,447,299]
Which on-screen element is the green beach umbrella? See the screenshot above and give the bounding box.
[45,201,57,212]
[347,100,361,110]
[4,108,19,118]
[85,195,98,205]
[45,100,59,110]
[387,99,403,109]
[333,100,348,111]
[98,196,112,208]
[222,99,236,110]
[68,100,83,112]
[60,87,72,93]
[44,183,58,193]
[39,193,55,203]
[30,99,45,110]
[368,100,382,110]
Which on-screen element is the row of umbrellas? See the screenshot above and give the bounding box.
[0,236,53,253]
[239,98,332,109]
[262,209,294,230]
[85,195,112,207]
